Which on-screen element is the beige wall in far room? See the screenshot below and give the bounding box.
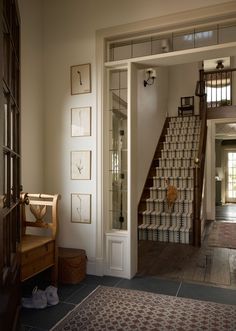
[168,62,200,117]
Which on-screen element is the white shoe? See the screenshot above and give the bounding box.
[44,285,59,306]
[22,287,47,309]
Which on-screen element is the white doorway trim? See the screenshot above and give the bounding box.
[96,2,236,278]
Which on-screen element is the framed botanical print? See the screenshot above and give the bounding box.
[71,63,91,95]
[71,107,91,137]
[71,193,91,223]
[71,150,91,180]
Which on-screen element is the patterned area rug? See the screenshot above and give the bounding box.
[208,222,236,249]
[51,286,236,331]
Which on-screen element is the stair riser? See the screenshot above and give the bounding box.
[169,122,200,129]
[167,127,200,135]
[150,188,194,200]
[162,150,197,158]
[153,177,193,189]
[159,159,195,167]
[145,199,193,214]
[163,142,199,150]
[170,115,199,122]
[156,168,194,177]
[165,134,200,143]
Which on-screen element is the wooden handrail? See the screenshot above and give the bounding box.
[193,70,207,246]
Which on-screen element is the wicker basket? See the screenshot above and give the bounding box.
[58,247,86,284]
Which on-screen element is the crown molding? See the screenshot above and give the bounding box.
[97,1,236,39]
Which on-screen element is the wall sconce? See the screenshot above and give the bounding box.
[144,68,156,87]
[216,60,224,70]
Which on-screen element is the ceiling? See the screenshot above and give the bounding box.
[204,56,230,71]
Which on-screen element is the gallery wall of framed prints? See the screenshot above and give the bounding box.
[70,63,92,224]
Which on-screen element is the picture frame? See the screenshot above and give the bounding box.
[71,107,91,137]
[71,193,91,224]
[71,63,91,95]
[71,150,91,180]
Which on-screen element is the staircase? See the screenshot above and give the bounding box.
[138,115,201,245]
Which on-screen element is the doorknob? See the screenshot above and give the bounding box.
[0,195,7,208]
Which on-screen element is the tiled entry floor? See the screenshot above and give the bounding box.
[21,275,236,331]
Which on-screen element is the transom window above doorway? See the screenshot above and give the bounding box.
[106,20,236,62]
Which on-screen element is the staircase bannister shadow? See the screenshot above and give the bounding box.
[193,71,207,246]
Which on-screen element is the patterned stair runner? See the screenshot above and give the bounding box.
[138,115,201,244]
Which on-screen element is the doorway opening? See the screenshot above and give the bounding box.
[215,123,236,222]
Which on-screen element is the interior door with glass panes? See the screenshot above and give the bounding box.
[0,0,21,330]
[225,151,236,203]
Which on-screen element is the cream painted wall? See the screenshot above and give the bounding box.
[137,67,169,201]
[19,0,235,274]
[19,0,44,192]
[167,62,200,117]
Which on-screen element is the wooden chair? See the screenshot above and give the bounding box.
[178,96,194,116]
[20,193,60,285]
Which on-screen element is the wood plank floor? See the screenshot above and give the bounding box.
[138,221,236,289]
[216,203,236,222]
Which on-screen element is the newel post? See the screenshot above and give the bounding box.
[193,158,201,246]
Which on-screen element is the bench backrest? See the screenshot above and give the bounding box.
[21,193,60,239]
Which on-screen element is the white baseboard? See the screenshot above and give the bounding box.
[86,257,104,276]
[95,257,104,276]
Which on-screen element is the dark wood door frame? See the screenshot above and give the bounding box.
[0,0,21,330]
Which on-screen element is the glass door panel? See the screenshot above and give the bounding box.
[109,69,128,230]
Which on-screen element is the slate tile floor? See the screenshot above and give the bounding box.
[21,274,236,331]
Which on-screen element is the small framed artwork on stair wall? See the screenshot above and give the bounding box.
[71,150,91,180]
[71,63,91,95]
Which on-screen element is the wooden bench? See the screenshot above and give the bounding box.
[20,193,60,285]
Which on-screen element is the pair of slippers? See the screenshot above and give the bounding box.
[22,285,59,309]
